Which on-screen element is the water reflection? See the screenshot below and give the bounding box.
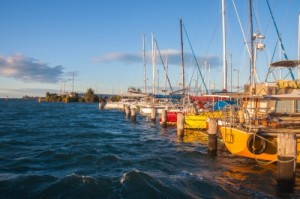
[167,129,209,144]
[159,126,300,197]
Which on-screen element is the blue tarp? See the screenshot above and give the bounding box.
[213,100,235,110]
[153,94,182,99]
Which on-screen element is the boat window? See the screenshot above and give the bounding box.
[296,100,300,113]
[275,100,294,113]
[258,100,268,113]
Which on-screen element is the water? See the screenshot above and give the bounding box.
[0,99,299,199]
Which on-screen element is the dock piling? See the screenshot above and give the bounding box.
[151,108,157,123]
[124,105,131,118]
[161,109,167,127]
[177,112,184,136]
[99,102,105,109]
[131,107,136,122]
[208,118,218,155]
[277,132,297,185]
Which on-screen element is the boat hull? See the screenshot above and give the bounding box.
[159,111,178,125]
[184,111,223,130]
[139,107,164,115]
[220,126,300,162]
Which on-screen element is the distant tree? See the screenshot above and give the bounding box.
[79,97,85,103]
[111,95,121,102]
[45,92,59,102]
[84,88,98,102]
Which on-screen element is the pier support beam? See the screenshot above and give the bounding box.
[277,132,297,185]
[131,107,136,122]
[161,109,167,128]
[208,118,218,155]
[151,108,157,123]
[124,105,131,118]
[177,112,184,136]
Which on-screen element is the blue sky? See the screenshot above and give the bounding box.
[0,0,299,98]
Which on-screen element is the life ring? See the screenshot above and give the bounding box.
[247,131,267,155]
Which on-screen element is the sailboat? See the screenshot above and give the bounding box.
[219,0,300,163]
[220,74,300,162]
[183,0,235,130]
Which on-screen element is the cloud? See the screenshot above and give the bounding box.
[0,54,64,83]
[93,52,141,64]
[0,88,59,97]
[93,49,221,68]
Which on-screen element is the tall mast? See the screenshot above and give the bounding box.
[152,33,156,95]
[165,51,168,93]
[142,33,147,94]
[222,0,227,92]
[180,18,185,92]
[298,13,300,79]
[72,72,74,93]
[157,69,159,93]
[249,0,255,94]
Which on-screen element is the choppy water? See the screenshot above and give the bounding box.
[0,99,300,198]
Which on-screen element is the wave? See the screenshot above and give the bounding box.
[0,174,58,199]
[119,169,188,199]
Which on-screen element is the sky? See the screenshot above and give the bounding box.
[0,0,299,98]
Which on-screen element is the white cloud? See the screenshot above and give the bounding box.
[93,52,141,64]
[93,49,221,67]
[0,54,64,83]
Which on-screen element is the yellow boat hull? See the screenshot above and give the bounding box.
[220,126,300,162]
[184,111,222,130]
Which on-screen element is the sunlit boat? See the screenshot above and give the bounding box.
[184,111,223,129]
[158,95,231,127]
[104,98,137,110]
[139,94,182,116]
[184,95,234,130]
[104,89,147,110]
[220,77,300,163]
[159,110,182,125]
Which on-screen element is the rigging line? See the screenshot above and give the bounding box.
[263,0,278,35]
[182,24,208,94]
[231,0,251,58]
[188,64,197,90]
[154,39,173,92]
[265,39,279,82]
[265,0,295,80]
[205,14,221,55]
[252,0,262,33]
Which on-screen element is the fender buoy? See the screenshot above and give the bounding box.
[247,131,267,155]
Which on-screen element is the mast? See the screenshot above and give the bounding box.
[72,72,74,93]
[165,51,168,93]
[180,18,185,92]
[142,33,147,94]
[298,13,300,79]
[222,0,227,92]
[152,33,156,95]
[208,63,211,94]
[249,0,255,94]
[157,69,159,93]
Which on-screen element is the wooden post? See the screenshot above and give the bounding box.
[151,108,157,123]
[98,102,105,109]
[277,132,297,185]
[123,104,126,112]
[177,112,184,136]
[124,105,131,118]
[208,118,218,154]
[131,107,136,122]
[161,109,167,127]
